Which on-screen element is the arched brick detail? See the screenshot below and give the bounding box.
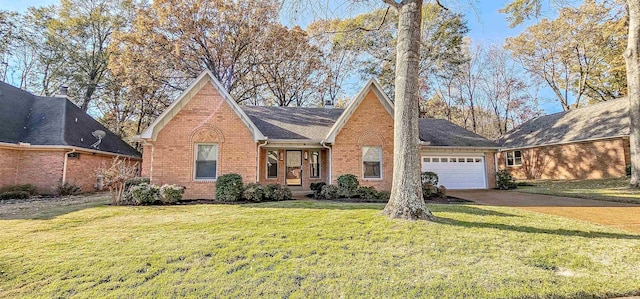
[189,125,225,143]
[357,131,385,146]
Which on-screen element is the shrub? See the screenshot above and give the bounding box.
[627,164,632,177]
[0,184,38,196]
[0,191,30,200]
[357,186,378,199]
[159,184,185,203]
[310,182,326,198]
[421,171,439,186]
[261,184,292,201]
[125,177,150,191]
[128,183,160,205]
[422,183,438,199]
[96,157,140,205]
[320,184,339,200]
[243,183,265,202]
[437,185,447,198]
[57,182,82,196]
[337,174,359,198]
[496,170,517,190]
[376,191,391,201]
[215,174,244,202]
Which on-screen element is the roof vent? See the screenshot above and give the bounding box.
[91,130,106,149]
[55,85,69,98]
[324,99,334,109]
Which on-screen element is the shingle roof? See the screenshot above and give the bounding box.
[0,81,141,157]
[241,105,497,147]
[498,98,629,149]
[242,106,344,140]
[419,118,499,147]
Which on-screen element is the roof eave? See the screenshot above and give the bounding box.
[499,134,629,151]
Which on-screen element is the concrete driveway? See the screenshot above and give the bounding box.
[449,190,640,233]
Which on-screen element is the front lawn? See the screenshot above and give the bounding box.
[516,177,640,203]
[1,200,640,298]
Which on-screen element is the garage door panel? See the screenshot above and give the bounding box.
[421,155,487,189]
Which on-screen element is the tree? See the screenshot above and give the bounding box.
[501,0,640,186]
[379,0,434,221]
[505,0,626,111]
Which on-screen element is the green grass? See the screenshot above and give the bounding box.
[516,177,640,203]
[1,200,640,298]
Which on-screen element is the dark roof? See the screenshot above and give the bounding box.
[498,98,629,148]
[0,81,141,157]
[419,118,499,147]
[242,106,344,140]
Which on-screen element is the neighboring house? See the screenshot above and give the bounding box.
[137,71,499,199]
[497,98,629,180]
[0,82,142,194]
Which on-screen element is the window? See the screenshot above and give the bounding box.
[195,144,218,179]
[506,150,522,166]
[267,150,278,178]
[362,146,382,178]
[310,151,320,178]
[67,152,80,159]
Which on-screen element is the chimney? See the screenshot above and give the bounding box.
[55,85,68,98]
[324,99,334,109]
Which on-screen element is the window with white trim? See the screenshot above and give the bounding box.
[310,151,320,178]
[195,144,218,179]
[267,150,278,178]
[362,146,382,179]
[506,150,522,166]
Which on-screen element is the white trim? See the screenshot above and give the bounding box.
[323,79,394,144]
[420,143,501,150]
[362,146,383,180]
[505,150,523,167]
[138,70,265,142]
[0,142,141,159]
[499,135,629,151]
[193,143,219,181]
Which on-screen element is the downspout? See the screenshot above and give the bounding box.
[149,143,154,181]
[321,141,332,185]
[494,151,499,187]
[257,139,269,183]
[62,149,76,184]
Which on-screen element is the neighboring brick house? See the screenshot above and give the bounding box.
[137,71,499,200]
[497,98,629,180]
[0,82,141,194]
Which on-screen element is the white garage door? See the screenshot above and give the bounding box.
[421,155,487,189]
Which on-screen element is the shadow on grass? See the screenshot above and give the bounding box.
[428,205,519,217]
[0,198,109,220]
[437,216,640,240]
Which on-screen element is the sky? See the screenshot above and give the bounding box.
[0,0,561,113]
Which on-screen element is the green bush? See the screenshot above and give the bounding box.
[422,183,438,199]
[261,184,292,201]
[128,183,160,205]
[125,177,150,191]
[320,184,339,200]
[421,171,439,185]
[337,174,359,198]
[243,183,265,202]
[215,174,244,202]
[159,184,185,203]
[0,191,30,200]
[310,182,326,198]
[357,186,378,199]
[627,164,632,177]
[376,191,391,201]
[496,170,517,190]
[57,182,81,196]
[0,184,38,196]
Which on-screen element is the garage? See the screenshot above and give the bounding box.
[421,155,487,189]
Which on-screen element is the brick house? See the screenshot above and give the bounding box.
[0,82,141,194]
[137,71,499,199]
[497,98,630,180]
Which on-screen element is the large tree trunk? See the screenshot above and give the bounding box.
[382,0,434,221]
[627,0,640,187]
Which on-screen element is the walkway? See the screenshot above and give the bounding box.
[449,190,640,233]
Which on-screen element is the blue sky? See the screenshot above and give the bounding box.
[2,0,561,113]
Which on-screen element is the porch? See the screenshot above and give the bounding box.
[258,146,330,190]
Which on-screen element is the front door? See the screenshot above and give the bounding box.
[286,150,302,186]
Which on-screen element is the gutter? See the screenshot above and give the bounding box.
[256,139,269,182]
[0,142,141,159]
[321,141,332,184]
[498,135,629,151]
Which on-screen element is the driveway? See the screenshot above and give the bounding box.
[449,190,640,233]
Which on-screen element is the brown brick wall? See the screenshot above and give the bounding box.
[66,153,141,193]
[0,148,19,187]
[498,138,628,180]
[145,83,257,199]
[332,90,394,191]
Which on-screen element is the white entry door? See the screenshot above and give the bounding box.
[421,155,487,189]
